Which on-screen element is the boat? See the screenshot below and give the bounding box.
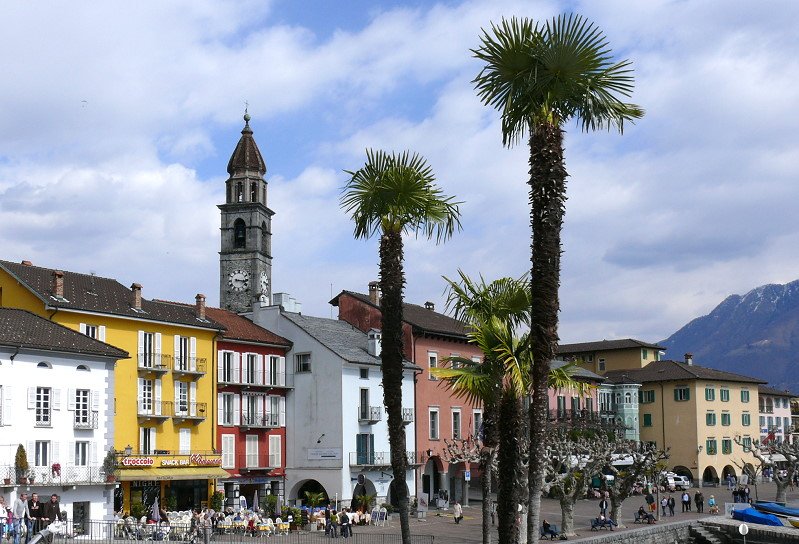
[753,501,799,518]
[731,507,783,527]
[788,517,799,528]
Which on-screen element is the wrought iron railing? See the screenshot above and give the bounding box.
[74,410,99,429]
[137,352,169,371]
[358,405,382,423]
[24,465,107,485]
[349,451,419,467]
[137,400,172,417]
[241,413,280,428]
[171,401,208,419]
[35,412,52,427]
[402,407,414,423]
[172,356,207,374]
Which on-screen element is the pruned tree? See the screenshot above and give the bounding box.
[600,441,669,526]
[734,436,799,504]
[543,429,614,536]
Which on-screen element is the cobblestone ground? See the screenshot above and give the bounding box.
[302,481,799,544]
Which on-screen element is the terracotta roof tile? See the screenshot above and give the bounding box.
[558,338,666,353]
[204,307,291,346]
[604,360,766,385]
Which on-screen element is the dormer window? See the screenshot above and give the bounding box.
[37,361,52,369]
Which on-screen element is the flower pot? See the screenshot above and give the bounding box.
[18,477,28,485]
[3,478,10,485]
[106,475,117,483]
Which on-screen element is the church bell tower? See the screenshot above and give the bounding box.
[219,112,273,313]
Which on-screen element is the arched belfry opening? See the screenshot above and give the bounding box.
[233,219,246,249]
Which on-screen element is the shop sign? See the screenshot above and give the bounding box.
[190,454,222,466]
[121,457,154,467]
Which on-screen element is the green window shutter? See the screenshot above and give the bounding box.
[643,414,652,427]
[674,388,679,401]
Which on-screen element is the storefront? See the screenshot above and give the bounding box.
[118,453,228,515]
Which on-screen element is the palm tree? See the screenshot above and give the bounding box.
[341,149,461,544]
[473,14,643,539]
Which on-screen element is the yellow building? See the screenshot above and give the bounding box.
[0,259,228,512]
[605,356,764,487]
[557,338,665,374]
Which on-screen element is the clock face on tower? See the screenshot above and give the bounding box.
[228,269,250,292]
[259,271,270,294]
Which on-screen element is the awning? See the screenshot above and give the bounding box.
[118,467,230,481]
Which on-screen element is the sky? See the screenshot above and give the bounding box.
[2,1,798,345]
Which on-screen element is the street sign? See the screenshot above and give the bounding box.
[464,470,471,482]
[738,523,749,536]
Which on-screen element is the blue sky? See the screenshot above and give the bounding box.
[2,1,799,345]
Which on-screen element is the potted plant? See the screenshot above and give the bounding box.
[102,448,119,482]
[209,491,224,512]
[51,463,61,477]
[381,503,395,521]
[15,444,29,484]
[303,491,325,529]
[165,494,177,511]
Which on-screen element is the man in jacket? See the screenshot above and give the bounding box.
[598,498,608,518]
[12,492,30,544]
[27,493,42,542]
[42,494,63,543]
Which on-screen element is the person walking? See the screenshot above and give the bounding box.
[13,492,30,544]
[695,491,704,513]
[645,492,655,513]
[681,491,691,512]
[452,501,463,524]
[667,496,675,517]
[661,497,668,516]
[338,508,350,539]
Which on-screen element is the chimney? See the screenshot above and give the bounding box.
[52,270,64,298]
[368,329,382,357]
[424,301,435,311]
[21,260,32,266]
[131,283,142,310]
[368,281,381,305]
[684,353,693,366]
[195,293,206,320]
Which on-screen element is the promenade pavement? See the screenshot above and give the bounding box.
[326,481,799,544]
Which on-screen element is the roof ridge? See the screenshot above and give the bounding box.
[0,259,119,282]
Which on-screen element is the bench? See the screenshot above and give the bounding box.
[590,518,616,531]
[633,511,644,524]
[540,523,559,540]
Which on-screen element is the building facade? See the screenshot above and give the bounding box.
[331,286,482,506]
[557,338,666,374]
[0,309,126,522]
[249,302,419,508]
[0,260,227,513]
[757,385,795,444]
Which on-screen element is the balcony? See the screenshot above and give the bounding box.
[358,406,382,424]
[74,411,99,430]
[402,408,414,425]
[171,402,208,423]
[35,412,52,428]
[349,451,421,468]
[137,353,170,375]
[221,372,294,390]
[240,413,280,429]
[137,400,171,422]
[14,465,108,486]
[172,357,207,379]
[235,453,277,472]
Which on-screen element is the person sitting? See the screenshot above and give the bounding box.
[541,519,558,539]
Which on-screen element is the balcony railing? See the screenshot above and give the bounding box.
[240,413,280,428]
[35,412,52,428]
[15,465,108,486]
[137,400,171,420]
[358,406,382,424]
[74,411,99,430]
[349,451,420,467]
[172,356,207,376]
[234,453,279,471]
[221,372,293,389]
[171,402,208,421]
[402,408,414,424]
[137,353,169,374]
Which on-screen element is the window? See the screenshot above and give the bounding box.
[360,368,369,379]
[222,352,235,383]
[473,410,483,439]
[35,387,52,426]
[35,441,50,466]
[356,433,374,465]
[74,441,89,466]
[221,393,235,426]
[359,389,370,420]
[429,408,440,440]
[587,355,594,362]
[556,396,566,417]
[141,332,155,367]
[246,435,258,468]
[571,397,581,413]
[643,414,653,427]
[221,435,235,468]
[639,390,656,404]
[74,389,91,427]
[598,358,606,372]
[140,428,155,454]
[176,381,188,414]
[585,398,594,413]
[784,417,790,429]
[450,353,461,370]
[706,439,717,455]
[428,352,439,381]
[705,387,715,401]
[139,379,153,413]
[179,429,191,454]
[295,353,311,373]
[452,409,461,440]
[269,435,282,468]
[176,336,190,371]
[245,353,258,384]
[85,325,97,339]
[741,389,750,403]
[759,416,765,427]
[720,388,730,402]
[742,436,752,451]
[722,439,732,455]
[242,394,259,425]
[234,218,246,248]
[721,412,731,426]
[742,413,751,426]
[642,348,649,360]
[268,356,283,386]
[768,416,773,428]
[674,386,690,401]
[706,412,716,426]
[266,396,281,426]
[624,392,632,404]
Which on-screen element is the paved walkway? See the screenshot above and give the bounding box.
[327,481,799,544]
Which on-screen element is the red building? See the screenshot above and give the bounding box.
[206,306,292,509]
[331,282,483,506]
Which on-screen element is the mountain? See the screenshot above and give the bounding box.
[661,280,799,393]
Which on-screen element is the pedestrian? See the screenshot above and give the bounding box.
[338,508,350,539]
[645,492,655,513]
[27,493,42,543]
[667,496,675,517]
[599,497,608,518]
[328,509,338,538]
[726,474,733,490]
[661,497,668,516]
[732,488,739,503]
[695,491,704,513]
[681,491,691,512]
[744,486,750,503]
[708,495,718,514]
[453,501,463,524]
[13,492,31,544]
[0,496,8,541]
[42,494,63,543]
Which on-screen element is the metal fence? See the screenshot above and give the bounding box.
[45,521,433,544]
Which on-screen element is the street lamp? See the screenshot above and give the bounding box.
[124,445,133,456]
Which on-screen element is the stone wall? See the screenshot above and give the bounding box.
[574,520,692,544]
[700,517,799,544]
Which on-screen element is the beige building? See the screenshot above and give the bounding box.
[557,338,665,374]
[605,355,765,486]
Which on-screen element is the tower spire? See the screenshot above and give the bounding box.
[227,110,265,176]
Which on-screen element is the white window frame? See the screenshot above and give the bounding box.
[428,352,438,381]
[221,393,235,426]
[246,435,259,468]
[473,409,483,439]
[269,435,281,468]
[35,440,50,466]
[221,434,235,469]
[452,408,462,440]
[74,441,89,466]
[295,353,312,373]
[429,407,440,440]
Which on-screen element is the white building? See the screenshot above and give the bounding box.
[758,385,795,444]
[0,308,126,523]
[249,301,419,508]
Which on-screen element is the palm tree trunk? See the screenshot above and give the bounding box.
[379,230,411,544]
[527,122,567,543]
[498,390,524,544]
[481,396,499,544]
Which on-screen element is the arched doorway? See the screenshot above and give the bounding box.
[422,456,444,501]
[291,479,329,505]
[447,461,465,504]
[722,465,736,481]
[702,466,719,486]
[743,463,756,482]
[351,474,378,513]
[673,465,693,481]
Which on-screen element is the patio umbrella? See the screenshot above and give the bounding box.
[151,497,161,523]
[253,490,259,512]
